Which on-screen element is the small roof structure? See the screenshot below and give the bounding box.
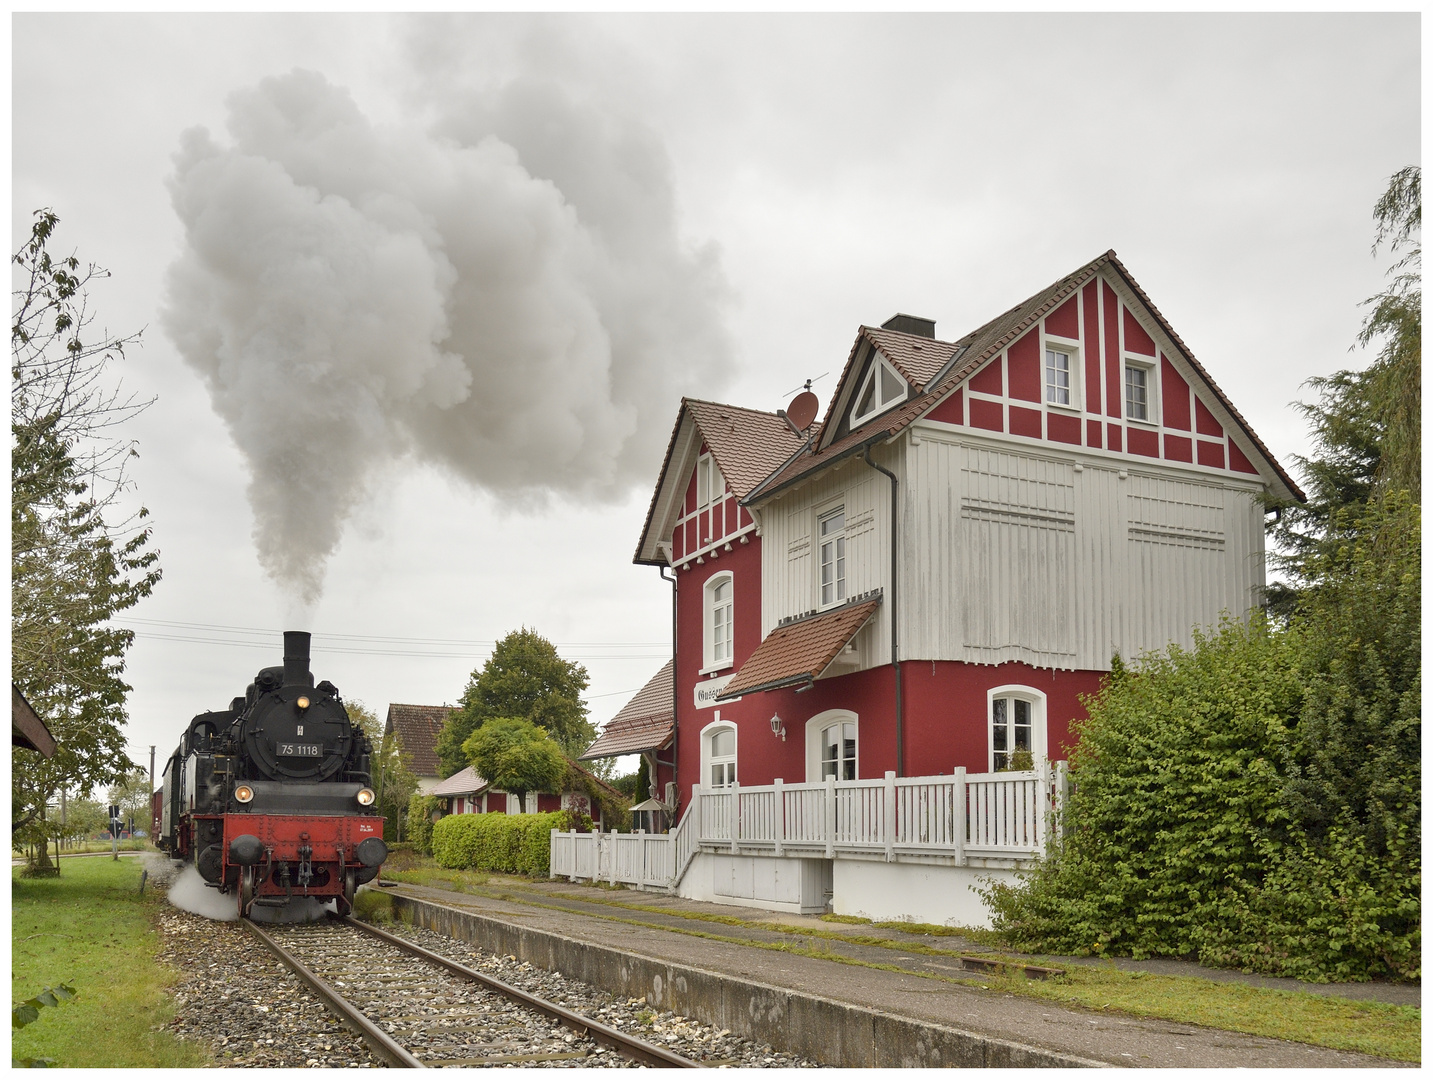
[580,660,674,761]
[431,765,487,799]
[635,399,810,566]
[384,703,457,778]
[12,685,56,758]
[717,595,882,700]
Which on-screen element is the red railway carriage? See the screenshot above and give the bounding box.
[155,631,387,917]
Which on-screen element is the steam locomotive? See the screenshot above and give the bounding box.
[152,631,387,917]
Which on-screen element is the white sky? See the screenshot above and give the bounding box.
[11,13,1420,780]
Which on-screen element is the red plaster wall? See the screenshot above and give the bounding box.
[1197,440,1226,469]
[1082,282,1102,415]
[1160,356,1192,431]
[1128,427,1159,457]
[1048,412,1082,445]
[677,659,1104,791]
[1123,307,1156,355]
[969,357,1004,396]
[1009,404,1042,439]
[1107,423,1122,452]
[969,397,1003,432]
[1007,333,1041,403]
[1103,283,1121,417]
[927,387,963,425]
[1045,295,1080,340]
[1194,397,1225,438]
[1229,440,1260,474]
[1163,433,1193,463]
[1086,418,1103,448]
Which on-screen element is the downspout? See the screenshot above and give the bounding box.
[659,564,678,813]
[862,447,903,777]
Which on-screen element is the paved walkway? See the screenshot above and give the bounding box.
[379,874,1417,1068]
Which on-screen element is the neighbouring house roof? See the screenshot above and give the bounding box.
[383,703,457,778]
[431,759,628,802]
[432,765,488,798]
[717,596,883,700]
[580,661,675,760]
[12,685,55,758]
[747,250,1304,506]
[634,399,810,565]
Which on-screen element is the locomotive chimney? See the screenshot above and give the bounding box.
[282,631,315,688]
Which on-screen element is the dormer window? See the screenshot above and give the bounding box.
[850,352,907,427]
[697,454,724,508]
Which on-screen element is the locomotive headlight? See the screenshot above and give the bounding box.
[296,695,310,710]
[234,784,255,804]
[356,788,376,806]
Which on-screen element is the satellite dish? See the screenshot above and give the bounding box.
[786,391,819,431]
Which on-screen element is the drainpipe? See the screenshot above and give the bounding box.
[659,565,678,813]
[862,447,903,777]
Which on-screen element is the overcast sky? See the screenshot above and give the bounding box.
[12,14,1419,780]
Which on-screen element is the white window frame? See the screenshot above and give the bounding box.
[700,718,738,790]
[986,685,1048,774]
[697,453,724,510]
[1123,357,1158,426]
[850,351,908,427]
[1043,335,1082,412]
[701,570,735,674]
[816,503,848,609]
[805,709,859,783]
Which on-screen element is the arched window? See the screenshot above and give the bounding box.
[703,571,734,671]
[805,710,858,783]
[701,720,738,789]
[987,686,1047,773]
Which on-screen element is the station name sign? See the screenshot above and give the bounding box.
[695,674,740,709]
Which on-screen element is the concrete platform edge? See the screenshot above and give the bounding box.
[385,889,1109,1068]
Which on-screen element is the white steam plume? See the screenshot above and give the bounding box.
[164,67,734,604]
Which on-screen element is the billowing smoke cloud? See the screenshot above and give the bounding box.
[164,65,733,605]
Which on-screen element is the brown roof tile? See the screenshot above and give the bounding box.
[431,765,487,798]
[718,596,881,700]
[861,326,959,388]
[581,660,674,760]
[384,703,457,778]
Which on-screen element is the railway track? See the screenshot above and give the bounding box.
[242,915,701,1068]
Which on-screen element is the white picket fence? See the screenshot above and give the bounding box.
[551,763,1067,891]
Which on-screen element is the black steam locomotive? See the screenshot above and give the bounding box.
[153,631,387,917]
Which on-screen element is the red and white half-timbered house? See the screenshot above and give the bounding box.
[574,251,1302,925]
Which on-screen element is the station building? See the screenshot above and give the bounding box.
[579,250,1302,925]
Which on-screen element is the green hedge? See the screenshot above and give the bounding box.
[430,810,581,876]
[406,794,444,856]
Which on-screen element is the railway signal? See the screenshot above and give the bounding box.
[109,803,122,859]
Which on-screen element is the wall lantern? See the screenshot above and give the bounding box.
[769,714,786,741]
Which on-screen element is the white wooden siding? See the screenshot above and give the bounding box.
[900,426,1265,670]
[760,445,897,673]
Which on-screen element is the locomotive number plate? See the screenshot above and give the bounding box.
[277,743,322,757]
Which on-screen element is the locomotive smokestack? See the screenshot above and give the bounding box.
[283,631,314,688]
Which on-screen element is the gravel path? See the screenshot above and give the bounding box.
[152,871,819,1067]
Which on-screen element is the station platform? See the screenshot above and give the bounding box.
[374,874,1413,1068]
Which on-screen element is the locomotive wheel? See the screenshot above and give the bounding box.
[239,866,256,918]
[341,869,358,915]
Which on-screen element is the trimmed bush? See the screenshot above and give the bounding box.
[406,794,444,856]
[430,810,580,876]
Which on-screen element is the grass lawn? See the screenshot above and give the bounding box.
[12,856,210,1067]
[380,859,1420,1063]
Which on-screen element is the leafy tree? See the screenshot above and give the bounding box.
[462,717,567,809]
[344,700,416,842]
[435,628,593,775]
[1268,166,1420,613]
[106,765,152,833]
[12,211,161,865]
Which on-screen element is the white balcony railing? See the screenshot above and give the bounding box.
[552,762,1067,891]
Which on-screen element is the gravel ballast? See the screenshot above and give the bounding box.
[153,877,819,1067]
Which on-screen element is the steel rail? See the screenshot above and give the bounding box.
[340,915,702,1069]
[242,916,425,1068]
